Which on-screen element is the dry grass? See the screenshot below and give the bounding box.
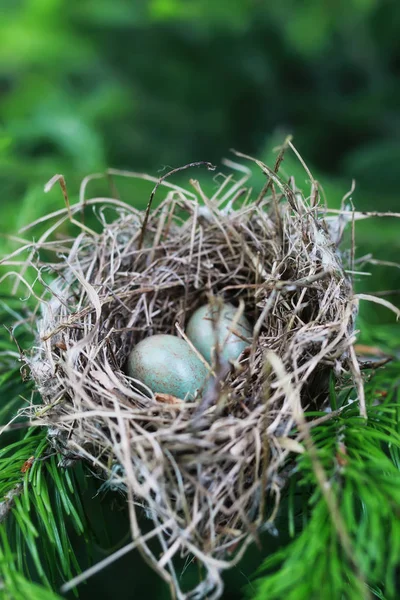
[2,144,364,599]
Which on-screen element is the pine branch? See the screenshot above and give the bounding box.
[250,360,400,600]
[6,447,88,583]
[0,526,64,600]
[0,295,96,595]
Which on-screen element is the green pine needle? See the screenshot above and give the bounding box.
[250,360,400,600]
[3,445,89,587]
[0,526,64,600]
[0,296,92,596]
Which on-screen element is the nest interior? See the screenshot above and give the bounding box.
[18,155,355,599]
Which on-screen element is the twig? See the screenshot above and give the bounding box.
[256,135,293,206]
[138,161,216,250]
[0,484,23,524]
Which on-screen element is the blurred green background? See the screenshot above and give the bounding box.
[1,0,400,598]
[1,0,400,298]
[2,0,400,219]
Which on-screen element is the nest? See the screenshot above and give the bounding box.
[13,150,358,599]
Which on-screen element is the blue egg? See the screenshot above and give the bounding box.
[186,303,252,364]
[127,334,209,400]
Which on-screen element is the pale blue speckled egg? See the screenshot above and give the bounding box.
[186,303,252,364]
[128,334,209,400]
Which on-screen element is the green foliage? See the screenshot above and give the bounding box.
[251,361,400,600]
[0,297,89,595]
[1,0,400,235]
[0,427,90,589]
[2,0,399,305]
[0,560,63,600]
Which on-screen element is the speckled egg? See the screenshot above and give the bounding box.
[186,303,252,364]
[127,334,209,400]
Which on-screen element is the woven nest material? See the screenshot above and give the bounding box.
[13,150,358,599]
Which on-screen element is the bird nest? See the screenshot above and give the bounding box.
[11,148,359,599]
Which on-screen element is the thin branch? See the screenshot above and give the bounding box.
[0,484,23,523]
[138,161,216,250]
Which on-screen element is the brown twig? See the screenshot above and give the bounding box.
[138,161,215,250]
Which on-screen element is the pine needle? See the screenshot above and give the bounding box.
[250,360,400,600]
